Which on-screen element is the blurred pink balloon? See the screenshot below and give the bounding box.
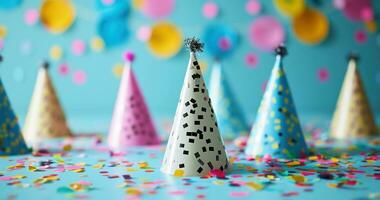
[246,0,261,15]
[141,0,175,19]
[202,2,219,19]
[248,16,285,51]
[342,0,372,21]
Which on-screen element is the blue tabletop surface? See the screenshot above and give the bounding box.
[1,122,380,200]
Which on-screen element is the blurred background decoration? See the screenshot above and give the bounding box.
[0,0,379,133]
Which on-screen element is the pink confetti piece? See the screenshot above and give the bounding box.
[24,9,39,26]
[168,190,187,196]
[0,176,14,181]
[0,39,4,50]
[71,40,86,56]
[355,30,367,44]
[246,0,261,15]
[58,63,70,76]
[317,67,329,82]
[202,2,219,19]
[282,191,299,197]
[136,25,151,42]
[229,191,250,198]
[245,53,258,68]
[72,70,87,85]
[361,7,373,21]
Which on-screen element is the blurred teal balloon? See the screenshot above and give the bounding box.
[97,13,129,47]
[202,24,239,60]
[96,0,130,16]
[0,0,22,9]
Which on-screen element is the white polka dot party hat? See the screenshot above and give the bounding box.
[108,51,160,152]
[245,45,308,159]
[330,53,378,140]
[23,61,72,149]
[0,55,31,155]
[161,38,229,176]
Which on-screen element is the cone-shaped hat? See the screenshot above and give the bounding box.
[0,55,30,155]
[161,38,229,176]
[245,46,308,159]
[23,61,72,148]
[209,61,249,140]
[330,54,378,139]
[108,51,160,152]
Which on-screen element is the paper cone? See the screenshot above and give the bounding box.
[245,46,308,159]
[209,62,249,140]
[23,61,72,148]
[108,52,160,151]
[0,56,30,155]
[161,38,229,177]
[330,54,378,140]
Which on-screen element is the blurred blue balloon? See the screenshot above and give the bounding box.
[97,13,129,47]
[96,0,130,16]
[0,0,22,9]
[202,24,239,60]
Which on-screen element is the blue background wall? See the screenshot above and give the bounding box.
[0,0,379,132]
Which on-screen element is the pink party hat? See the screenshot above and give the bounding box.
[108,51,160,152]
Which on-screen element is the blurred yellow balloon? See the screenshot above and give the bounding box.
[0,25,7,38]
[40,0,76,34]
[148,22,182,59]
[274,0,305,18]
[292,8,329,45]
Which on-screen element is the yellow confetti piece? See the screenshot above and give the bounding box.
[213,180,225,185]
[70,183,85,191]
[13,175,26,179]
[50,45,63,60]
[290,175,306,183]
[126,187,142,196]
[286,161,301,167]
[113,63,124,78]
[53,154,65,163]
[271,143,279,150]
[246,182,264,191]
[93,163,105,169]
[138,162,149,169]
[63,144,72,151]
[173,169,184,177]
[90,36,104,52]
[126,167,138,172]
[308,155,319,161]
[330,157,340,163]
[72,168,85,173]
[28,165,37,172]
[266,174,276,180]
[0,25,7,38]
